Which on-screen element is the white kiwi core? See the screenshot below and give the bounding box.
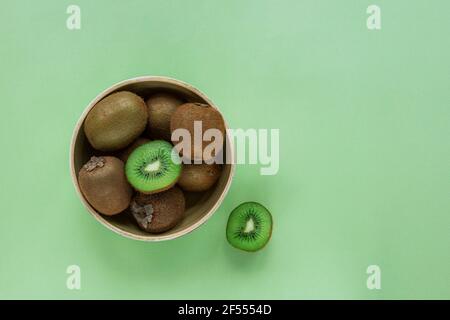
[244,218,255,233]
[144,160,160,173]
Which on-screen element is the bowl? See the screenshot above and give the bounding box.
[70,76,235,241]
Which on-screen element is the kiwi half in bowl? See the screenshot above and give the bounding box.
[125,140,182,194]
[226,202,273,252]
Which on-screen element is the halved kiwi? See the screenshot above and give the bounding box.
[125,140,182,194]
[226,202,273,252]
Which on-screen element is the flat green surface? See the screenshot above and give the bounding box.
[0,0,449,299]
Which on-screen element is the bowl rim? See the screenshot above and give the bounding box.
[69,75,235,241]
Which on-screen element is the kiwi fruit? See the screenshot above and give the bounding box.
[84,91,148,151]
[130,187,185,233]
[178,163,221,192]
[118,137,151,162]
[125,140,182,194]
[170,103,226,162]
[146,93,183,140]
[78,156,132,215]
[226,202,273,252]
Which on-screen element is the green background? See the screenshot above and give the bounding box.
[0,0,448,299]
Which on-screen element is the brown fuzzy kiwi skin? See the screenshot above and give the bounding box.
[146,93,183,140]
[118,137,151,162]
[130,187,185,233]
[84,91,148,152]
[170,103,226,162]
[78,156,132,216]
[178,163,222,192]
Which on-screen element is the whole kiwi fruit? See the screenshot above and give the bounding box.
[130,187,185,233]
[146,93,183,140]
[178,163,222,192]
[78,156,132,215]
[118,137,151,162]
[170,103,226,162]
[84,91,148,151]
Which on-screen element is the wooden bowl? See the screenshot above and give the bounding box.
[70,76,235,241]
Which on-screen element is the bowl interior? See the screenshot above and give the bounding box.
[71,78,233,240]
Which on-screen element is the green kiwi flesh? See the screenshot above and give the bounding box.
[84,91,148,151]
[226,202,273,252]
[125,140,182,194]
